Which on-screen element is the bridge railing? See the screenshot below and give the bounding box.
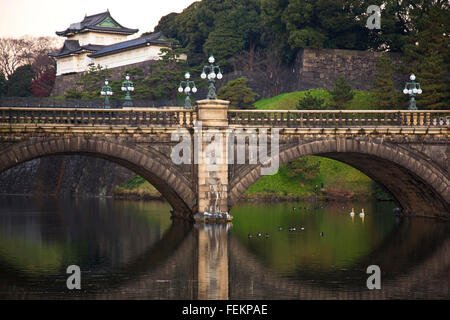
[1,108,449,128]
[227,110,450,127]
[0,108,197,127]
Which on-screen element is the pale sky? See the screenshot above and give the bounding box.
[0,0,197,38]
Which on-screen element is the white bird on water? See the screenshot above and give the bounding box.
[359,208,365,217]
[350,208,355,217]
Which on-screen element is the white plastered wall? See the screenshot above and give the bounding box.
[70,32,128,46]
[93,45,166,69]
[56,53,94,75]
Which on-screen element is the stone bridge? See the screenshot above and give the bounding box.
[0,100,448,219]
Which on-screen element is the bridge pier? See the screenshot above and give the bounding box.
[194,99,232,223]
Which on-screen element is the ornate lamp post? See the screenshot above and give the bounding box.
[121,74,134,107]
[403,73,422,110]
[100,79,113,108]
[178,72,197,109]
[200,55,223,99]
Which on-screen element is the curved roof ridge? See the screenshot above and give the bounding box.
[56,11,138,37]
[48,39,105,58]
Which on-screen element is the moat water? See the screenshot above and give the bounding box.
[0,195,448,299]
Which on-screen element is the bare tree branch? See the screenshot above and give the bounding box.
[0,36,60,78]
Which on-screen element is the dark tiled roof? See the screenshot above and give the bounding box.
[82,44,106,51]
[48,40,105,58]
[56,11,138,37]
[88,32,172,58]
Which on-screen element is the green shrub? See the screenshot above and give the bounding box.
[64,88,82,99]
[218,78,259,109]
[297,89,327,110]
[329,76,354,107]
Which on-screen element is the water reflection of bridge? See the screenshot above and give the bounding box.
[84,220,450,299]
[228,230,450,299]
[0,219,448,299]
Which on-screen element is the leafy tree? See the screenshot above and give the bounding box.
[152,0,443,68]
[0,72,6,97]
[261,0,374,62]
[6,64,34,97]
[403,1,449,109]
[154,0,263,68]
[372,53,398,109]
[65,88,82,99]
[416,50,449,110]
[217,78,259,109]
[288,27,327,49]
[261,0,307,62]
[314,0,369,50]
[203,20,246,71]
[152,0,427,69]
[210,0,262,70]
[153,13,179,39]
[75,65,112,99]
[31,71,55,97]
[217,78,258,108]
[259,0,428,60]
[297,90,327,110]
[170,2,206,65]
[328,76,354,108]
[367,0,411,52]
[121,67,151,100]
[145,46,187,100]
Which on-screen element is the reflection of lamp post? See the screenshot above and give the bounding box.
[201,55,223,100]
[121,74,134,107]
[403,73,422,110]
[100,79,113,108]
[178,72,197,109]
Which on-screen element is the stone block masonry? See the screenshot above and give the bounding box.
[222,48,404,99]
[297,48,403,91]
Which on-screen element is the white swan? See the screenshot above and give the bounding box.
[359,208,365,217]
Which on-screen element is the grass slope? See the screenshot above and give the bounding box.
[245,156,380,200]
[254,89,376,110]
[114,175,162,200]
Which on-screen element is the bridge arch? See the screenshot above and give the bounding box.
[228,137,449,218]
[0,136,196,219]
